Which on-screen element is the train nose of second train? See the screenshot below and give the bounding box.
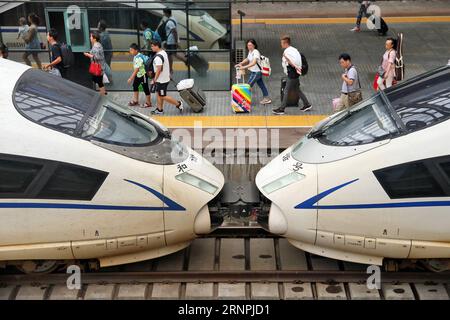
[164,147,225,236]
[255,148,317,236]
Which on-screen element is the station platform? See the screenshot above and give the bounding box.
[108,13,450,128]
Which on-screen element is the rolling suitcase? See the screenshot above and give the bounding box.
[231,70,251,113]
[186,49,209,77]
[280,77,300,107]
[368,15,389,36]
[177,79,206,113]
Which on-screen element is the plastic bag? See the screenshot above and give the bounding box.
[103,73,110,84]
[332,97,341,112]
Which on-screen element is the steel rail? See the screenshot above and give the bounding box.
[1,270,449,285]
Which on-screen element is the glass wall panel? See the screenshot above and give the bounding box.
[0,1,232,91]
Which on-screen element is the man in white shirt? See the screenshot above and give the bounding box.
[150,40,184,115]
[273,35,312,115]
[162,9,187,74]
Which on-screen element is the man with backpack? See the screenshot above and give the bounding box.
[127,43,152,108]
[158,9,186,74]
[273,35,312,115]
[140,21,161,54]
[150,40,184,115]
[43,28,65,78]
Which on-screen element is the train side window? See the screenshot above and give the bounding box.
[438,161,450,182]
[37,164,108,201]
[386,67,450,132]
[374,161,445,199]
[13,69,99,136]
[0,159,43,195]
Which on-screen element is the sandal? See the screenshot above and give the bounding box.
[128,100,139,106]
[142,103,152,108]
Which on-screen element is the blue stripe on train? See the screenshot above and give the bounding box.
[295,178,450,210]
[0,179,186,211]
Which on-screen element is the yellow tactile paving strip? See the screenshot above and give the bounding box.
[231,16,450,25]
[151,115,328,128]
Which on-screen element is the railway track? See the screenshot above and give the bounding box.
[1,236,450,300]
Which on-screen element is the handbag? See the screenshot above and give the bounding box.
[346,66,363,106]
[89,57,102,76]
[348,90,363,106]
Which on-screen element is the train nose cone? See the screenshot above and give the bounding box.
[267,203,288,235]
[257,202,287,235]
[193,204,224,234]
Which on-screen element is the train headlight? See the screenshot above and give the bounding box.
[262,172,305,194]
[176,172,218,194]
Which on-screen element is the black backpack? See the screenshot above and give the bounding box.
[157,18,176,42]
[300,52,308,76]
[60,43,74,68]
[148,53,164,77]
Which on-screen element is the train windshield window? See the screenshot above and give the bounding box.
[386,67,450,132]
[374,161,445,199]
[316,94,399,146]
[0,159,42,195]
[81,98,160,146]
[13,69,99,136]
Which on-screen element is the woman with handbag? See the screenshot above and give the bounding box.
[335,53,362,112]
[22,13,42,69]
[84,31,107,96]
[235,39,272,105]
[377,38,397,90]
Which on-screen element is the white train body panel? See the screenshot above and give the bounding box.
[0,59,224,267]
[257,65,450,265]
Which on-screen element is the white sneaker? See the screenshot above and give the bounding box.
[350,26,361,32]
[260,98,272,105]
[151,109,164,115]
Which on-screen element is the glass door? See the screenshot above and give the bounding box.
[45,7,90,52]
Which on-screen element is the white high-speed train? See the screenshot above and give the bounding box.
[0,59,224,273]
[256,65,450,267]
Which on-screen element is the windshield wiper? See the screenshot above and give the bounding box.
[308,109,358,139]
[104,105,139,124]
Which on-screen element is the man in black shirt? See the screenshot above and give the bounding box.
[43,28,65,78]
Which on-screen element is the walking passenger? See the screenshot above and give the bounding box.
[0,44,8,59]
[161,9,186,74]
[84,31,107,95]
[350,1,371,32]
[235,39,271,105]
[98,20,113,67]
[127,43,152,108]
[17,17,29,41]
[140,21,160,54]
[336,53,362,111]
[273,35,312,115]
[43,28,65,78]
[377,38,396,90]
[22,13,42,69]
[150,40,184,115]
